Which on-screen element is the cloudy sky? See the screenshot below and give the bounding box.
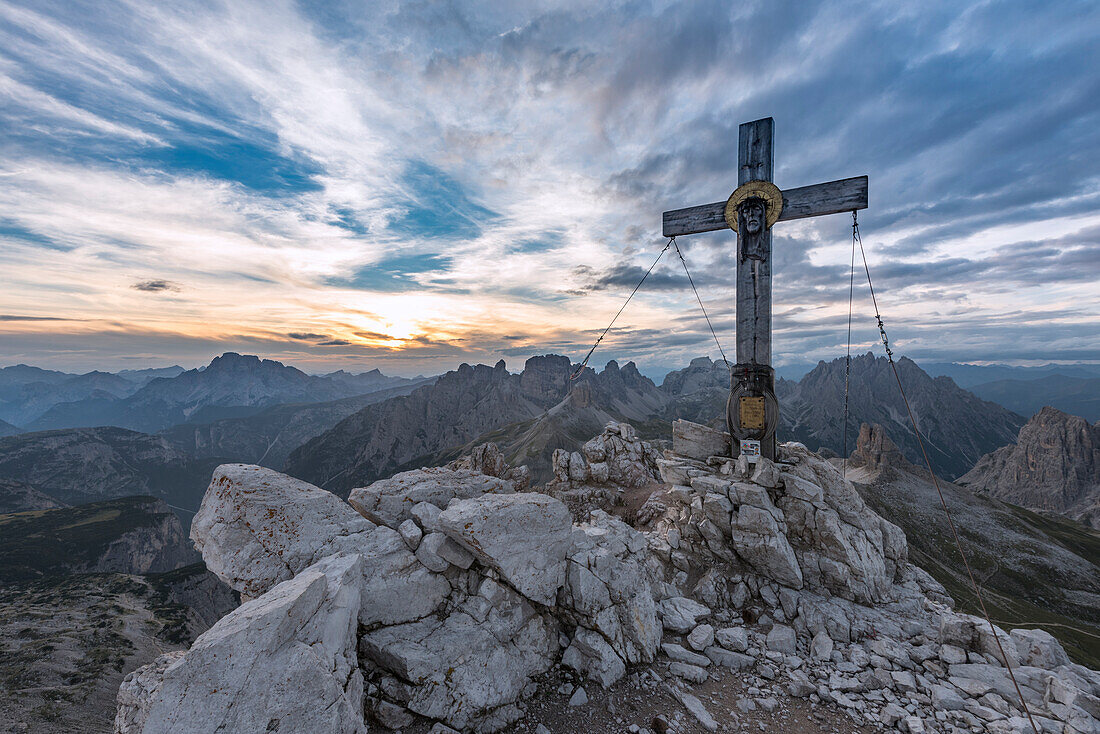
[1,0,1097,376]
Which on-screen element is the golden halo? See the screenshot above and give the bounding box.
[724,180,783,232]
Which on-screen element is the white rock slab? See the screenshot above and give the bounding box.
[191,464,375,598]
[361,577,557,731]
[349,467,513,528]
[437,493,572,605]
[116,554,366,734]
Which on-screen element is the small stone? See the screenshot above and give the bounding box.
[661,643,711,667]
[704,646,754,670]
[716,627,748,652]
[751,458,782,488]
[410,501,441,530]
[687,624,715,651]
[415,532,454,572]
[757,697,779,713]
[398,519,423,550]
[376,700,414,728]
[568,686,589,706]
[669,662,709,683]
[675,690,718,732]
[810,631,833,661]
[901,715,925,733]
[766,624,797,654]
[938,644,967,665]
[880,702,906,726]
[930,683,966,711]
[534,725,551,734]
[658,597,711,633]
[434,535,474,569]
[786,670,815,697]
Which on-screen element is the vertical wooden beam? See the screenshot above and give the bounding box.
[735,118,773,367]
[738,117,773,185]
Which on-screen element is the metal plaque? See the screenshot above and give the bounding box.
[739,396,766,430]
[740,439,762,463]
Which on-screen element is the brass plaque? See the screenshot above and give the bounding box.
[739,396,766,430]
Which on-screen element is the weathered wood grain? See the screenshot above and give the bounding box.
[736,118,773,367]
[662,175,868,237]
[739,117,773,185]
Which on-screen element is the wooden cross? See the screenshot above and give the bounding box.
[662,117,868,461]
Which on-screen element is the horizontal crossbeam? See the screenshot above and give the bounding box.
[662,175,868,237]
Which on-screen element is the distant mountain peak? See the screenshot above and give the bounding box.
[958,407,1099,528]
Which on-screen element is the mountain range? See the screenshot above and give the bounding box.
[0,353,419,433]
[285,352,1028,491]
[0,350,1091,535]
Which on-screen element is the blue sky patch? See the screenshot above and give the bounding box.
[329,252,455,292]
[388,160,499,240]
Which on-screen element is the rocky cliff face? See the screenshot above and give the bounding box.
[958,407,1100,529]
[781,354,1024,479]
[0,477,67,513]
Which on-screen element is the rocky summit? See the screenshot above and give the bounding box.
[116,421,1100,734]
[958,407,1100,529]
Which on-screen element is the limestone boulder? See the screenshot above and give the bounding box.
[437,492,572,605]
[349,467,513,529]
[190,464,375,598]
[116,554,366,734]
[560,511,660,671]
[358,526,451,626]
[191,464,449,626]
[729,504,804,590]
[1011,628,1070,669]
[659,597,711,634]
[562,627,626,688]
[361,577,557,731]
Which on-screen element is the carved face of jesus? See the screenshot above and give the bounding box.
[741,199,765,235]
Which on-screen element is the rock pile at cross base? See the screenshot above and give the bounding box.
[115,423,1100,734]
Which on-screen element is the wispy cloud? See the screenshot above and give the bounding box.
[0,0,1096,373]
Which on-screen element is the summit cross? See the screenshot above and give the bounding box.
[662,117,868,461]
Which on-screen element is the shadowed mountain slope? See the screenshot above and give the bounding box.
[160,378,433,469]
[284,357,673,494]
[0,426,222,513]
